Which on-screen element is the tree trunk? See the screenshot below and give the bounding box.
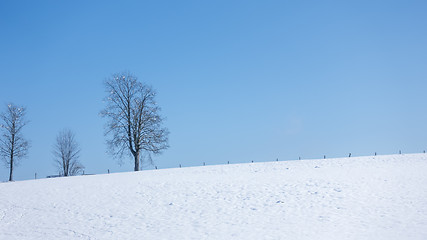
[134,151,140,171]
[9,133,15,181]
[64,159,68,176]
[9,155,13,181]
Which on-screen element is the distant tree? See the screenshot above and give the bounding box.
[0,103,30,181]
[53,129,84,176]
[101,72,169,171]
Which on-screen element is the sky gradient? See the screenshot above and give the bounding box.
[1,0,427,181]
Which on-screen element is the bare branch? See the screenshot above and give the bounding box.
[0,103,30,181]
[52,129,84,176]
[101,72,169,171]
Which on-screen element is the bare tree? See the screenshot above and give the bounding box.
[53,129,84,176]
[0,103,30,181]
[101,72,169,171]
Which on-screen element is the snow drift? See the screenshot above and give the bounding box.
[1,154,426,239]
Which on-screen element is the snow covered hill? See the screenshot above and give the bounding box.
[1,154,427,240]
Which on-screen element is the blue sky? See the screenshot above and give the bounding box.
[1,0,426,181]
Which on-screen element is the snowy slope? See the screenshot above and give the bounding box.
[1,154,427,240]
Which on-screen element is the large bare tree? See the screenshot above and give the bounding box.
[53,129,84,176]
[101,72,169,171]
[0,103,30,181]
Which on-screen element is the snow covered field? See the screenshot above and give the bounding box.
[1,153,426,240]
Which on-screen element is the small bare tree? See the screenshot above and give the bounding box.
[0,103,30,181]
[53,129,83,176]
[101,72,169,171]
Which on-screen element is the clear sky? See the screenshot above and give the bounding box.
[1,0,426,181]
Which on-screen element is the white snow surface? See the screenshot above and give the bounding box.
[1,154,427,240]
